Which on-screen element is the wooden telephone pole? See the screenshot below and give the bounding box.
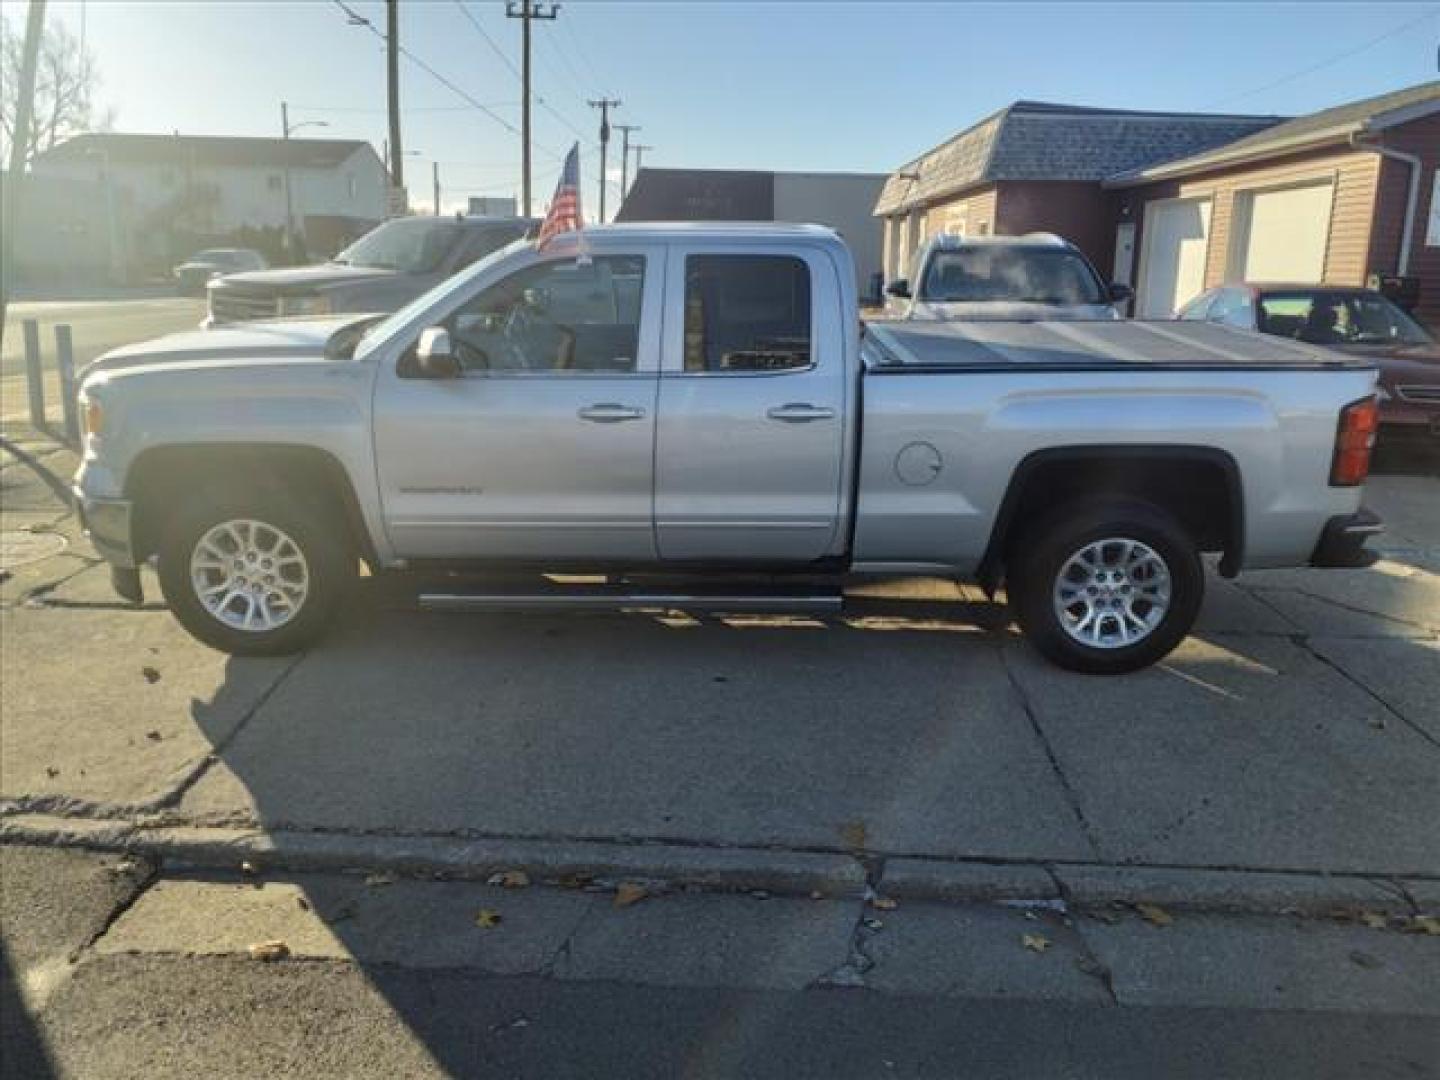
[588,98,621,222]
[385,0,404,190]
[506,2,559,217]
[614,124,640,205]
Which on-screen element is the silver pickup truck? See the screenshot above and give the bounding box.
[74,224,1383,673]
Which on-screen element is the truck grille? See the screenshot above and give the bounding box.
[209,291,278,324]
[1396,385,1440,405]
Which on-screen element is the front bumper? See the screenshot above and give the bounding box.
[73,488,144,603]
[1310,507,1384,569]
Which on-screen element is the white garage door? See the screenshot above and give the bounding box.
[1236,181,1334,283]
[1139,197,1212,318]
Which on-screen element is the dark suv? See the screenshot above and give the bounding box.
[205,215,536,326]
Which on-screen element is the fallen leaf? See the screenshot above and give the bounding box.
[296,896,311,912]
[45,767,59,779]
[872,897,899,911]
[613,882,648,909]
[487,870,531,889]
[365,872,398,888]
[1348,949,1382,969]
[1358,911,1389,930]
[475,908,503,929]
[141,666,161,684]
[1136,903,1174,928]
[248,940,289,962]
[145,730,163,742]
[1401,915,1440,936]
[1021,933,1051,953]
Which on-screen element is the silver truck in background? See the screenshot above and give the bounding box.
[75,224,1382,673]
[887,233,1131,321]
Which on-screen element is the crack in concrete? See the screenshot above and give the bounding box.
[1288,634,1440,752]
[72,856,161,961]
[998,646,1103,861]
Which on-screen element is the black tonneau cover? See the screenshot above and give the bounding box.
[863,319,1375,373]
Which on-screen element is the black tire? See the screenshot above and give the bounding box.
[1007,499,1203,675]
[157,489,351,656]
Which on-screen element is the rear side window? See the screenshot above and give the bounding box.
[684,255,811,372]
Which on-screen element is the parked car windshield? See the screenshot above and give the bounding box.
[920,247,1106,304]
[333,218,466,274]
[1259,292,1434,347]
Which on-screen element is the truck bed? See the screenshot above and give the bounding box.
[863,319,1375,373]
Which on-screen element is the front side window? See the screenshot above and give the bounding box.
[918,247,1105,305]
[446,255,645,373]
[683,255,811,372]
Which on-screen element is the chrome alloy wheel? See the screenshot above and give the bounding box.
[189,519,310,632]
[1052,537,1171,650]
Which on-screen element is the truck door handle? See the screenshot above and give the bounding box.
[578,402,646,423]
[766,403,835,423]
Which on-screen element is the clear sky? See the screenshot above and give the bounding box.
[26,0,1440,213]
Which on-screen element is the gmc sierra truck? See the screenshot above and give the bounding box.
[74,224,1383,673]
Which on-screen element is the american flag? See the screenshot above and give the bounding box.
[537,143,583,250]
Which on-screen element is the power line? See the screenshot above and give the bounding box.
[1204,7,1439,109]
[330,0,563,159]
[288,104,519,114]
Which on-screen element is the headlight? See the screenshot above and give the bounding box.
[278,294,331,317]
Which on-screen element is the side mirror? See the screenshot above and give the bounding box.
[1108,282,1134,303]
[416,326,461,378]
[886,278,911,299]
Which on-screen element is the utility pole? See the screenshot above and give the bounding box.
[386,0,404,190]
[433,161,440,215]
[0,0,47,347]
[588,98,620,222]
[631,143,653,181]
[281,105,328,261]
[614,123,639,203]
[507,1,560,218]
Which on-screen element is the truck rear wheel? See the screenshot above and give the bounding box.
[157,491,350,656]
[1008,499,1203,674]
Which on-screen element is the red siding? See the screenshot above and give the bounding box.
[1368,112,1440,332]
[993,182,1114,277]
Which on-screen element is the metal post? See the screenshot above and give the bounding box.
[55,324,79,444]
[281,101,295,260]
[23,319,45,429]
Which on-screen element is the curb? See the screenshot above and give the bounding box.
[0,814,866,897]
[2,813,1433,914]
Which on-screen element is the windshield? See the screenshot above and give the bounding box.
[919,247,1106,305]
[334,218,465,274]
[1259,292,1434,347]
[353,236,534,361]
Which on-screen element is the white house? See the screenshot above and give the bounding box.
[25,132,389,276]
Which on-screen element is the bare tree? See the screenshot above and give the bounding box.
[1,13,111,166]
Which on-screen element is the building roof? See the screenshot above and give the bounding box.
[1106,80,1440,186]
[874,101,1283,215]
[36,132,378,170]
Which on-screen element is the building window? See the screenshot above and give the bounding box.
[267,175,282,192]
[683,255,811,373]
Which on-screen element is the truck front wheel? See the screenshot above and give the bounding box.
[157,492,351,656]
[1008,500,1203,675]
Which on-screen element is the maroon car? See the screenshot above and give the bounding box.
[1179,285,1440,441]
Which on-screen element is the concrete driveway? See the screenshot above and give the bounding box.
[3,422,1437,903]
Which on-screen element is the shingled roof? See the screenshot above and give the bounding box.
[1106,80,1440,186]
[37,132,377,170]
[874,102,1282,215]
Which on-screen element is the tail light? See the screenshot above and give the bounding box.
[1330,396,1378,487]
